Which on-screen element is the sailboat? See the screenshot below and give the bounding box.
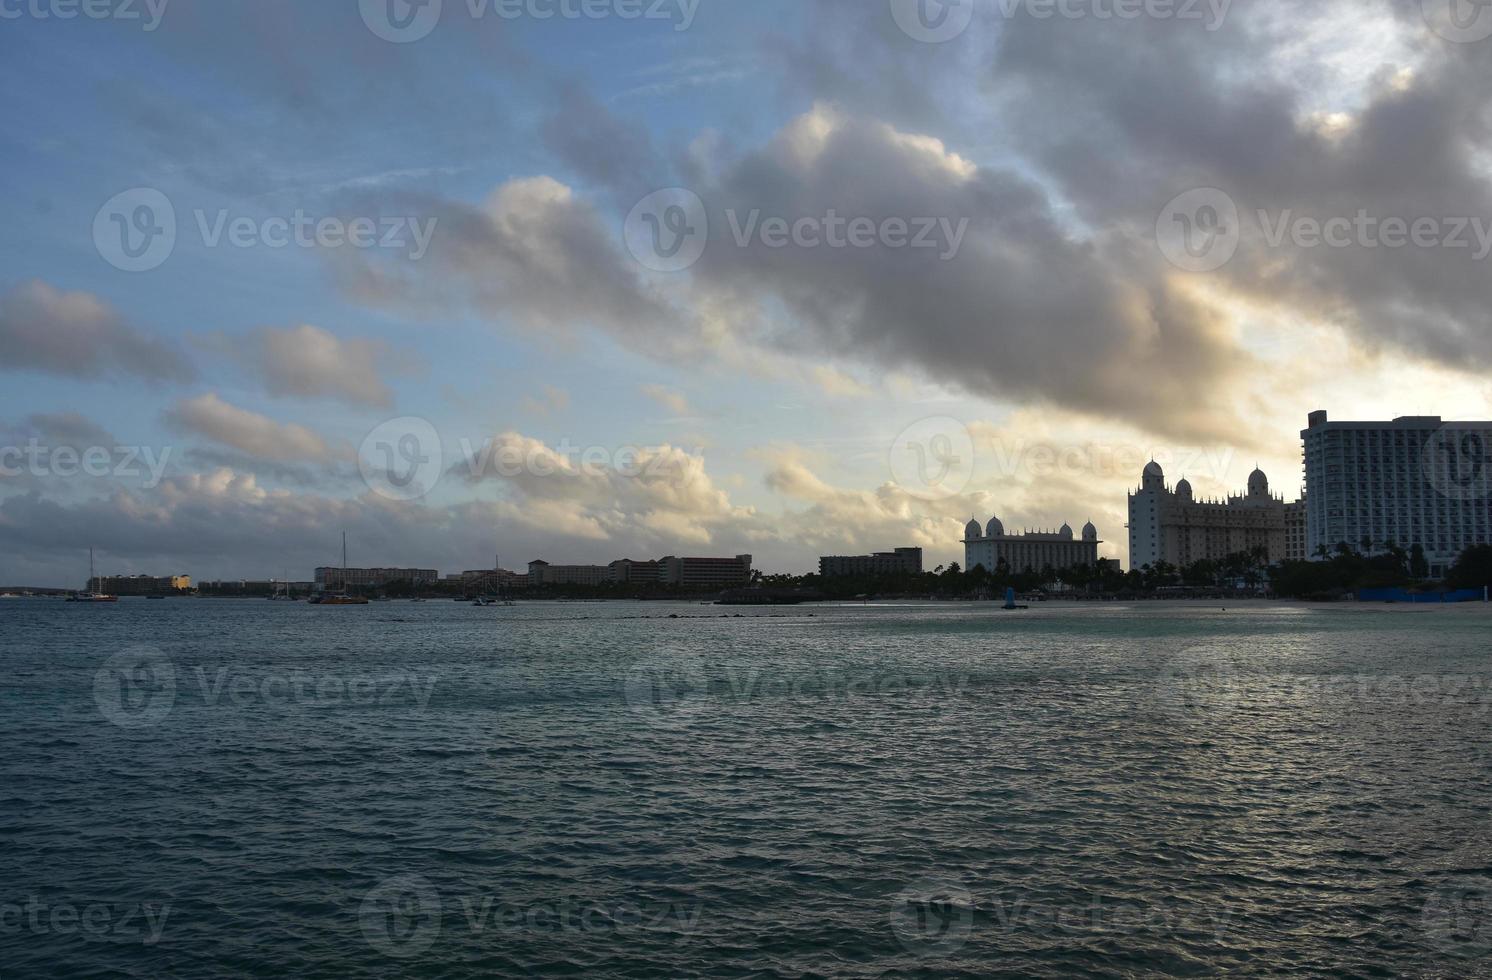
[67,549,118,603]
[310,533,369,606]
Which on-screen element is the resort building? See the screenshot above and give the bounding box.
[527,561,609,587]
[819,548,925,578]
[609,559,662,584]
[1127,462,1288,570]
[963,518,1100,574]
[526,555,754,589]
[314,567,439,590]
[658,555,754,588]
[1301,411,1492,576]
[1285,499,1308,562]
[89,574,192,596]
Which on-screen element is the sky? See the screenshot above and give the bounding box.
[2,0,1492,586]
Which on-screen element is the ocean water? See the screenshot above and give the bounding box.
[2,598,1491,978]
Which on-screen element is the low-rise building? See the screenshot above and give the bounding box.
[819,548,924,578]
[89,574,192,596]
[314,567,439,590]
[527,561,609,587]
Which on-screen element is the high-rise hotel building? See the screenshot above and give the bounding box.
[1301,411,1492,576]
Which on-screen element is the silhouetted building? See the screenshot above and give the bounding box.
[1302,411,1492,576]
[89,574,191,596]
[315,567,438,590]
[819,548,924,578]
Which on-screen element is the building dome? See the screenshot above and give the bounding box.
[1059,523,1074,540]
[1248,467,1269,497]
[1176,477,1193,500]
[965,518,983,540]
[1144,460,1164,479]
[1141,460,1165,491]
[986,517,1004,538]
[1082,521,1098,542]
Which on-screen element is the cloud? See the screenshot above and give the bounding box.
[641,384,692,415]
[163,393,331,462]
[5,412,117,450]
[455,431,753,547]
[521,386,571,417]
[334,176,683,347]
[683,104,1250,440]
[238,324,401,408]
[0,280,195,384]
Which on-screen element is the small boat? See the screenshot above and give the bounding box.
[68,550,118,603]
[313,534,370,606]
[311,586,369,606]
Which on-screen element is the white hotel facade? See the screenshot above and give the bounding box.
[963,517,1100,574]
[1301,411,1492,577]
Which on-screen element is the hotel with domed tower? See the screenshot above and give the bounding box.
[1127,461,1289,570]
[963,516,1101,574]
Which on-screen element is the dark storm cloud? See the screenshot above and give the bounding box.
[682,106,1249,440]
[986,0,1492,368]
